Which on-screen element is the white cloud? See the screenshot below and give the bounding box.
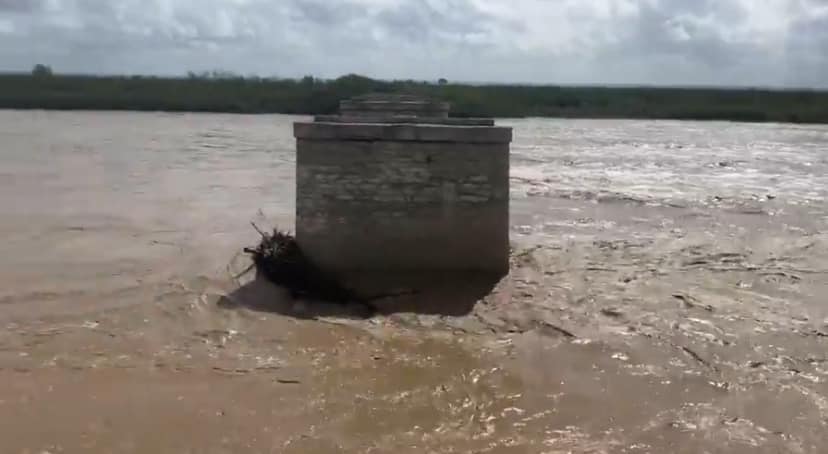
[0,0,826,88]
[0,17,12,34]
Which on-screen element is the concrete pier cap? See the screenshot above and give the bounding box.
[293,93,512,302]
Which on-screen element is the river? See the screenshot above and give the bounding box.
[1,110,828,453]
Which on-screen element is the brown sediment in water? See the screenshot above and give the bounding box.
[2,111,828,453]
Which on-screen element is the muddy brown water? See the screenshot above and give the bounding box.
[1,110,828,453]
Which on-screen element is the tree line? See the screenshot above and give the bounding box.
[0,67,826,124]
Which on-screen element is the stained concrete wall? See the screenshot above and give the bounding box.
[294,135,511,275]
[339,94,450,119]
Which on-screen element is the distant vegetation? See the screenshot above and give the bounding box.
[1,66,826,124]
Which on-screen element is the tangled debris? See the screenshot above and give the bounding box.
[243,223,417,306]
[243,223,358,303]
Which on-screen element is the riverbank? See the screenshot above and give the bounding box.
[2,73,827,124]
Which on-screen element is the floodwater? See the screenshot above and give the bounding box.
[1,110,827,453]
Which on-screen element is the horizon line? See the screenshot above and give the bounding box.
[1,69,825,93]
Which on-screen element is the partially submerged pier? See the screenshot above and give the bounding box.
[281,93,513,301]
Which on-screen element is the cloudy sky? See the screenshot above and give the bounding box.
[0,0,826,88]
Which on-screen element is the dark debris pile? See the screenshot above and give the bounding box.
[244,224,357,303]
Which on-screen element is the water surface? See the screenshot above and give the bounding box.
[1,110,827,453]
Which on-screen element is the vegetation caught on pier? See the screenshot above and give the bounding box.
[243,225,356,303]
[243,224,415,308]
[1,66,827,124]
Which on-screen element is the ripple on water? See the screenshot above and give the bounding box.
[1,112,827,452]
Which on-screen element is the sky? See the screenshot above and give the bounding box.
[0,0,826,88]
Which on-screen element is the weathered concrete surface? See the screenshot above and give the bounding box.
[293,122,512,143]
[294,94,512,288]
[313,115,495,126]
[295,139,510,275]
[339,94,450,118]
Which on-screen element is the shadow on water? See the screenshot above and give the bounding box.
[217,273,374,320]
[217,270,502,319]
